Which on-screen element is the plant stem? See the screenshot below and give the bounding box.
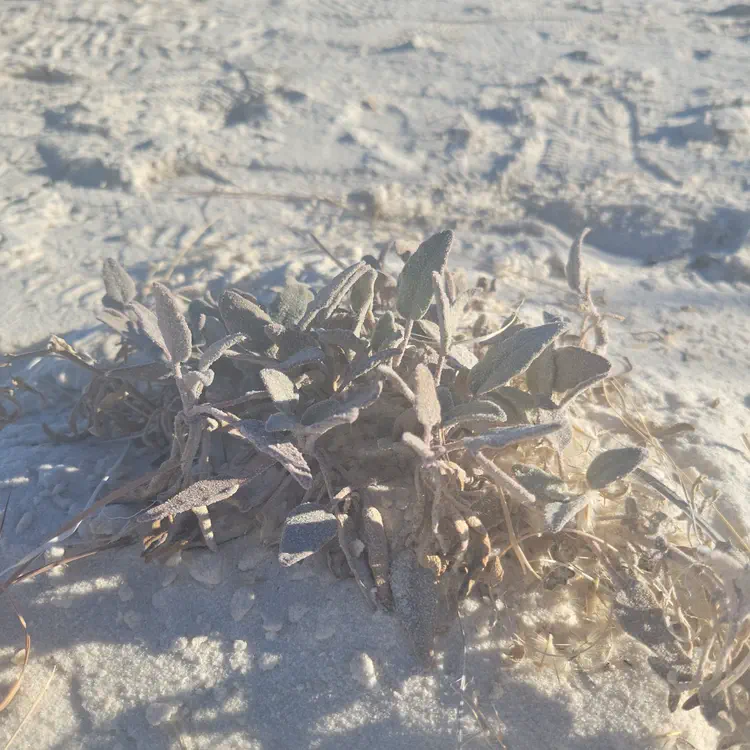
[394,318,414,368]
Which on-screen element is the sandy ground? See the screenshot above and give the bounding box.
[1,0,749,748]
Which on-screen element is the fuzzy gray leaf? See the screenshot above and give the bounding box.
[478,319,525,349]
[102,258,136,307]
[461,422,562,455]
[401,432,434,460]
[265,413,298,432]
[152,282,192,363]
[142,478,241,523]
[396,230,454,321]
[198,333,246,373]
[371,311,404,352]
[299,261,370,330]
[128,301,168,358]
[566,227,591,294]
[552,347,611,393]
[535,397,573,451]
[558,370,609,409]
[234,419,312,489]
[446,400,507,422]
[544,494,592,532]
[432,271,454,352]
[442,413,507,432]
[260,368,298,415]
[446,344,478,371]
[344,347,401,387]
[219,290,273,345]
[343,379,384,410]
[296,400,361,451]
[511,464,569,503]
[471,321,566,395]
[297,382,382,440]
[525,345,556,396]
[271,282,314,327]
[98,309,130,336]
[587,447,647,489]
[490,386,537,425]
[299,399,344,427]
[414,364,441,436]
[277,346,326,371]
[376,364,416,403]
[315,328,369,356]
[350,268,377,336]
[298,387,371,433]
[413,319,442,342]
[279,503,339,566]
[436,386,454,415]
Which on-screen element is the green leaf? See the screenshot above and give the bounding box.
[396,230,454,321]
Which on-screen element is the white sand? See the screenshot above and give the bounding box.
[1,0,749,747]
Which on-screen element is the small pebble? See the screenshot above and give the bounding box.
[352,538,365,557]
[187,551,223,585]
[350,652,377,689]
[118,584,134,602]
[230,588,256,622]
[259,653,281,672]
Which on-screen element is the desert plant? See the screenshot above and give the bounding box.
[2,229,748,729]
